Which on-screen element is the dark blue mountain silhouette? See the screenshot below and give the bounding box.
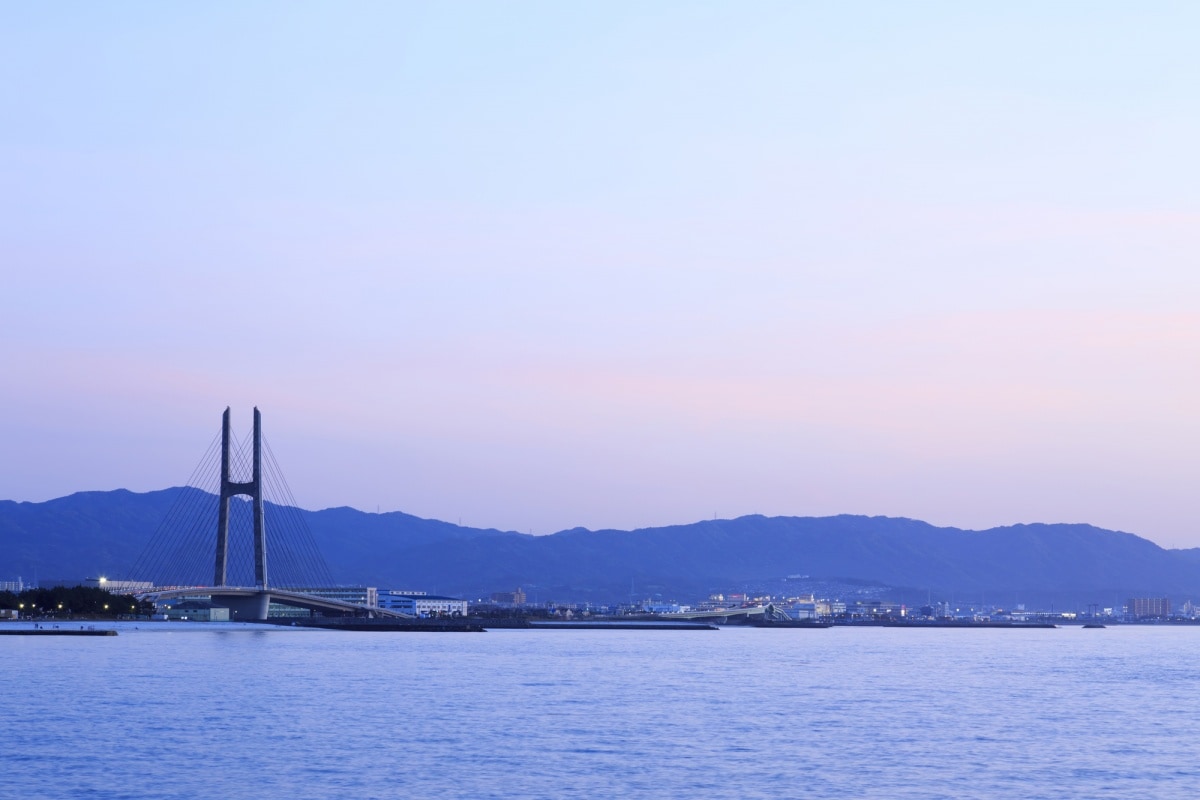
[3,488,1198,606]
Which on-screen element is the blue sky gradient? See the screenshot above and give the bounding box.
[3,3,1198,544]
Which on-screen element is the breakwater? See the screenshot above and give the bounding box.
[0,627,117,636]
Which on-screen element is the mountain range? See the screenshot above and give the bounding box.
[3,487,1200,607]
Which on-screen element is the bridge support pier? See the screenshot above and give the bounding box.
[212,592,272,622]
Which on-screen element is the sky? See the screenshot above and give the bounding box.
[2,2,1198,546]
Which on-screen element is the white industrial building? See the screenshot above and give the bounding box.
[377,590,468,617]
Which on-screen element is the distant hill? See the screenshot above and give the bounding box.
[3,488,1199,607]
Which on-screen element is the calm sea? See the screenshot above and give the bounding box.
[2,622,1198,799]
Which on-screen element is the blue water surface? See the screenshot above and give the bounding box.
[2,622,1198,799]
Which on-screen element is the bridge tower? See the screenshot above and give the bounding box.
[211,407,271,619]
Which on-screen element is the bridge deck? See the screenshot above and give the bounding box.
[138,587,414,619]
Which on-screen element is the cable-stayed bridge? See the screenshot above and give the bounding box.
[128,408,407,620]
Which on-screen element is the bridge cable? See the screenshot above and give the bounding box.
[260,444,319,586]
[262,434,336,588]
[127,429,223,587]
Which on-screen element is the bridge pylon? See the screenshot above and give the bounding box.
[213,406,268,589]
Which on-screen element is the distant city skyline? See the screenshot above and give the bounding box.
[3,4,1198,547]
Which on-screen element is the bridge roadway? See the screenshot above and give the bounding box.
[138,586,414,621]
[652,605,770,623]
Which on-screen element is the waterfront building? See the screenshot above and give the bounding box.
[378,590,468,617]
[490,587,527,605]
[641,602,691,614]
[278,586,379,607]
[1127,597,1171,620]
[785,601,818,620]
[836,599,910,619]
[160,600,230,622]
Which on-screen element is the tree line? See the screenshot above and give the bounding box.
[0,585,155,617]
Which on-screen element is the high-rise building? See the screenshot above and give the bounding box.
[489,587,527,605]
[1127,597,1171,619]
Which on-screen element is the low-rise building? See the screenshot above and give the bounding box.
[642,602,691,614]
[378,590,468,617]
[785,601,818,620]
[280,586,378,607]
[159,600,230,622]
